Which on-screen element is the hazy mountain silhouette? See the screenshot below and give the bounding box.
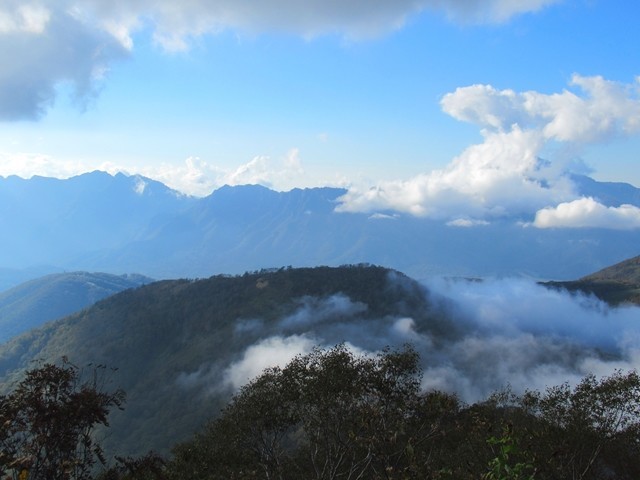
[1,171,639,282]
[0,271,153,342]
[545,254,640,305]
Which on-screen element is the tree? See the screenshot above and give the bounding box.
[168,344,448,480]
[518,370,640,479]
[0,360,125,480]
[166,347,640,480]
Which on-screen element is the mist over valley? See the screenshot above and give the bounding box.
[0,262,638,460]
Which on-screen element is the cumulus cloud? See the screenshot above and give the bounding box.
[441,75,640,143]
[1,0,561,119]
[338,127,576,219]
[338,75,640,225]
[534,197,640,229]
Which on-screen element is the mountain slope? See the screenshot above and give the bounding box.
[0,265,449,457]
[1,264,637,460]
[544,255,640,305]
[0,272,153,343]
[581,255,640,284]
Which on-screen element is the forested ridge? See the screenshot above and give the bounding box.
[0,265,440,457]
[1,263,640,478]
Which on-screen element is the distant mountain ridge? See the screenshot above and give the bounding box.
[581,255,640,284]
[0,171,195,271]
[2,171,640,282]
[0,271,153,342]
[544,255,640,306]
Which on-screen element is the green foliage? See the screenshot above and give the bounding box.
[4,349,639,480]
[166,349,640,480]
[0,360,125,480]
[167,344,443,479]
[483,426,535,480]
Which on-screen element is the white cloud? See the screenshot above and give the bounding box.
[0,4,50,34]
[338,75,640,224]
[136,157,226,197]
[80,0,560,49]
[0,0,562,119]
[212,149,305,191]
[446,218,490,227]
[223,334,315,390]
[418,277,640,400]
[441,74,640,143]
[0,2,128,120]
[534,197,640,230]
[338,126,576,218]
[221,277,640,401]
[0,151,94,178]
[431,0,561,24]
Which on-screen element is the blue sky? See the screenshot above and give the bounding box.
[1,0,640,228]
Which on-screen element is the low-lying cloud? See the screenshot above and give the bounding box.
[216,277,640,403]
[338,75,640,228]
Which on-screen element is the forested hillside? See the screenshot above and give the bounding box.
[0,272,152,342]
[0,263,639,479]
[0,265,441,457]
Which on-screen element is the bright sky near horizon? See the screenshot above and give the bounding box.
[1,1,640,228]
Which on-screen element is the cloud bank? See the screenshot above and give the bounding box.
[218,278,640,403]
[1,0,562,120]
[338,75,640,228]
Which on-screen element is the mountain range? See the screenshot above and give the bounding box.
[2,171,640,286]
